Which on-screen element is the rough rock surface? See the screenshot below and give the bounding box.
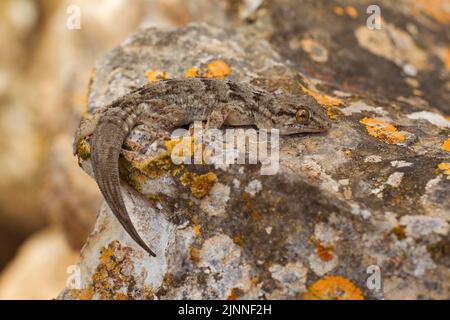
[61,1,449,300]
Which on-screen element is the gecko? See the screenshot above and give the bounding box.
[73,78,332,257]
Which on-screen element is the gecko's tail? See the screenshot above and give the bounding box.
[91,120,156,257]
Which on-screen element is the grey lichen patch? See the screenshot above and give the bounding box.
[244,179,262,196]
[197,234,253,299]
[399,215,449,238]
[268,262,308,298]
[200,182,230,217]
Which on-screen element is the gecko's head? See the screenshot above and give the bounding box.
[261,93,332,135]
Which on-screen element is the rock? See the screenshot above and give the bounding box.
[0,228,78,299]
[62,0,449,300]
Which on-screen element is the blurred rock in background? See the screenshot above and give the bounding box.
[0,228,78,300]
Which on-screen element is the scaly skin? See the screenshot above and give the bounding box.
[74,78,331,256]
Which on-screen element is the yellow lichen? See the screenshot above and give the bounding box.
[69,241,154,300]
[304,276,364,300]
[123,137,198,183]
[121,135,216,197]
[300,85,343,107]
[185,60,231,79]
[76,139,91,160]
[185,66,199,78]
[359,117,405,144]
[145,70,171,83]
[437,162,450,175]
[165,136,196,158]
[326,107,344,120]
[442,138,450,152]
[132,153,176,179]
[180,172,218,198]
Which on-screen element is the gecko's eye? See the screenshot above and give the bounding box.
[295,108,310,125]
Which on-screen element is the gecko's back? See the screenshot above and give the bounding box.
[130,78,262,121]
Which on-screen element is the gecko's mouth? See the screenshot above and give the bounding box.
[280,124,331,135]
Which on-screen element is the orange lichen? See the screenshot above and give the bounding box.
[442,138,450,152]
[227,288,242,300]
[300,85,343,107]
[437,162,450,175]
[205,60,231,79]
[304,276,364,300]
[345,6,359,18]
[359,117,405,144]
[194,224,201,236]
[185,60,231,79]
[333,6,345,16]
[185,66,199,78]
[180,172,218,198]
[316,243,334,262]
[146,69,171,83]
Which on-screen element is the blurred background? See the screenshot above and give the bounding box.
[0,0,261,299]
